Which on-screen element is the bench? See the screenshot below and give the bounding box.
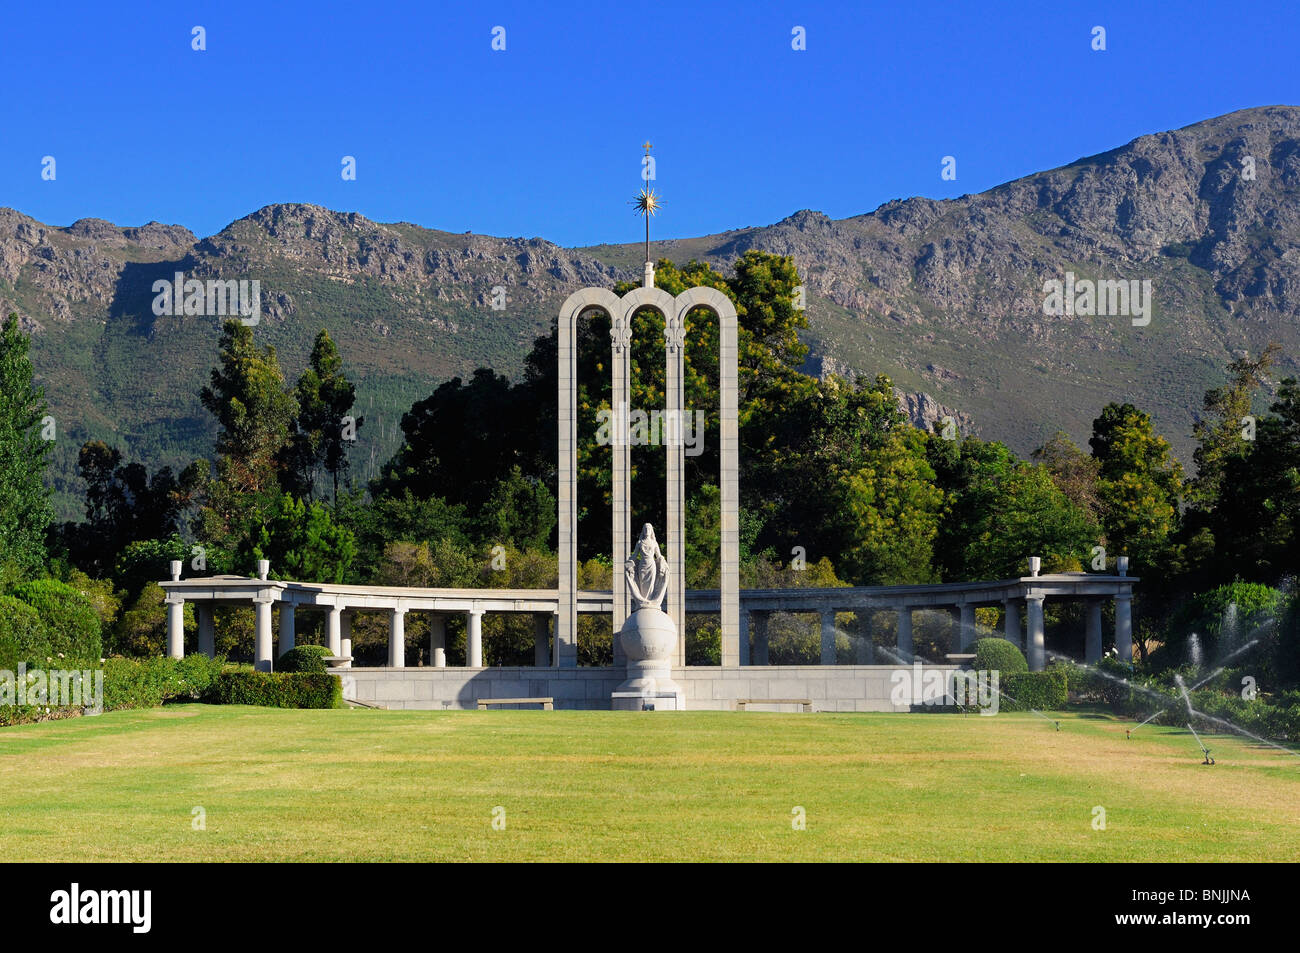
[476,697,554,710]
[736,698,812,712]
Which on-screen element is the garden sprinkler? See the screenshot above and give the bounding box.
[1187,723,1215,765]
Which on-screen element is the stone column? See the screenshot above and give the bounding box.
[1085,599,1103,663]
[388,607,406,668]
[752,612,770,666]
[555,295,584,670]
[664,311,686,665]
[855,611,874,664]
[959,603,976,652]
[1115,592,1133,665]
[718,299,740,667]
[340,611,353,668]
[166,597,185,659]
[533,613,549,668]
[326,605,343,656]
[896,607,913,659]
[467,610,484,667]
[820,609,837,665]
[429,613,446,668]
[611,312,631,665]
[254,599,273,672]
[197,603,215,658]
[278,603,296,659]
[1026,594,1046,672]
[1003,599,1022,650]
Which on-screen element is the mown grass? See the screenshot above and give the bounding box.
[0,706,1296,861]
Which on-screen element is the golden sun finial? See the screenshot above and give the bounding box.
[633,186,662,217]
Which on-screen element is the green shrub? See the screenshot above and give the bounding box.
[11,579,102,664]
[206,672,343,709]
[0,595,51,669]
[277,644,333,673]
[973,637,1028,675]
[1000,669,1068,710]
[102,655,225,711]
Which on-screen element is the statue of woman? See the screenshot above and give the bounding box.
[625,523,669,611]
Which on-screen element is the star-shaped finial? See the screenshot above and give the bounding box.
[633,186,662,217]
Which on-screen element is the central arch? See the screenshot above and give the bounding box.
[555,281,739,668]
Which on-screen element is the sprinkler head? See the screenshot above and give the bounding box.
[1125,729,1131,739]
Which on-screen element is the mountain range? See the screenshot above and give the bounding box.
[4,104,1298,518]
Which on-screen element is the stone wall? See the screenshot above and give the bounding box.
[341,665,962,712]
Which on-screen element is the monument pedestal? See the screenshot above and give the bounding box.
[611,606,685,711]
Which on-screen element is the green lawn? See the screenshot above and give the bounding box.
[1,705,1296,861]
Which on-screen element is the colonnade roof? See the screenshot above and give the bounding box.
[160,572,1137,613]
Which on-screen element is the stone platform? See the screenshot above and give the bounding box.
[340,665,962,712]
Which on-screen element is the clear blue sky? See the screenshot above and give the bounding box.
[3,0,1297,247]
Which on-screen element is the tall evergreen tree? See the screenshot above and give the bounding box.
[280,329,363,505]
[0,313,54,577]
[196,320,298,559]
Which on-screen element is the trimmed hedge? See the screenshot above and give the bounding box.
[277,645,333,673]
[102,655,225,711]
[11,579,102,664]
[206,671,343,709]
[973,637,1028,675]
[1000,669,1068,711]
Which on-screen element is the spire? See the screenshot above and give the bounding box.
[633,141,660,288]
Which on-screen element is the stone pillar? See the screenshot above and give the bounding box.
[467,610,483,667]
[197,603,215,658]
[855,611,875,664]
[611,312,631,666]
[718,298,740,667]
[533,613,549,668]
[388,608,406,668]
[1003,599,1022,650]
[1026,595,1046,672]
[897,607,913,659]
[340,611,353,668]
[1115,592,1133,665]
[1085,599,1103,663]
[254,599,273,672]
[278,603,295,659]
[820,609,837,665]
[166,598,185,659]
[665,311,686,665]
[430,613,447,668]
[326,606,343,656]
[959,603,976,652]
[752,612,770,666]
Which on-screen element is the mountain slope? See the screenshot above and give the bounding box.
[3,105,1298,517]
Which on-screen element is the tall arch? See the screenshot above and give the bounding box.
[556,288,621,667]
[671,288,740,666]
[555,283,739,669]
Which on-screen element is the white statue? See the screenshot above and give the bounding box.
[625,523,668,610]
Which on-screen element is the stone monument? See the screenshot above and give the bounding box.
[611,524,685,710]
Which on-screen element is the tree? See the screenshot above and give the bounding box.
[933,438,1100,581]
[280,329,363,505]
[1089,403,1184,572]
[251,493,357,584]
[0,313,55,577]
[62,440,194,576]
[196,321,298,553]
[1032,431,1102,527]
[1188,343,1278,511]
